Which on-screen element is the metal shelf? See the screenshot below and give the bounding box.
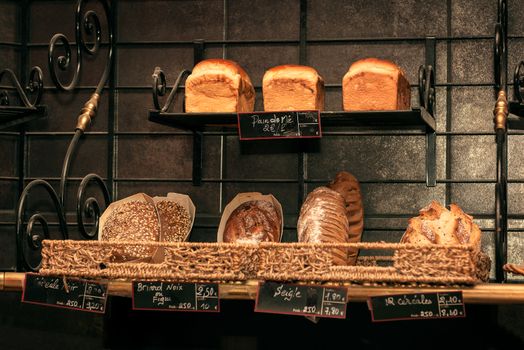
[0,105,46,130]
[2,273,524,304]
[148,108,435,132]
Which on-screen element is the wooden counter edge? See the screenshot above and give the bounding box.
[2,273,524,304]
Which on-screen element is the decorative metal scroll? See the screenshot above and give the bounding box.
[16,0,113,272]
[152,68,191,112]
[513,61,524,103]
[0,67,43,108]
[418,65,435,116]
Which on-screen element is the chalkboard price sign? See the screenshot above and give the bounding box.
[255,282,347,319]
[132,281,219,312]
[369,291,465,322]
[22,274,107,314]
[238,110,321,140]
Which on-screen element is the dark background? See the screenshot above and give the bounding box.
[1,0,524,349]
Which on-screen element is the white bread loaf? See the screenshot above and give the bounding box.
[263,65,324,111]
[343,58,410,111]
[185,59,255,113]
[400,201,481,251]
[297,187,350,265]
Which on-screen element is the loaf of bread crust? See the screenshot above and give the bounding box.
[185,59,255,113]
[297,187,350,265]
[263,65,324,111]
[327,171,364,264]
[400,201,481,251]
[343,58,410,111]
[223,200,281,243]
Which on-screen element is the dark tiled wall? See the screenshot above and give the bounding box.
[1,0,524,348]
[2,0,524,275]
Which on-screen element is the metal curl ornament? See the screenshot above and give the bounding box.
[48,0,112,92]
[0,67,43,108]
[152,67,191,112]
[77,173,111,239]
[513,61,524,103]
[418,65,435,116]
[16,180,68,272]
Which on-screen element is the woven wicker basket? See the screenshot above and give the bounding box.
[39,240,491,285]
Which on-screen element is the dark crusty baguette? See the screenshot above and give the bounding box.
[327,171,364,264]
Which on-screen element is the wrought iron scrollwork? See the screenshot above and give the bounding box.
[513,61,524,103]
[0,67,43,108]
[16,0,113,272]
[152,67,191,112]
[418,65,435,116]
[77,173,110,239]
[49,0,112,92]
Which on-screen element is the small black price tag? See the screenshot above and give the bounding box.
[369,291,465,322]
[238,110,321,140]
[132,281,219,312]
[255,281,347,319]
[22,274,107,314]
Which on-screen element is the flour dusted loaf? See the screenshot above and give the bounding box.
[343,58,411,111]
[297,187,350,265]
[263,65,324,111]
[223,200,282,243]
[400,201,481,251]
[328,171,364,264]
[185,58,255,113]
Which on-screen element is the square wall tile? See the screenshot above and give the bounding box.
[450,87,498,132]
[451,40,493,84]
[450,136,496,180]
[307,0,447,39]
[0,2,18,43]
[119,0,224,42]
[117,135,221,179]
[451,0,496,36]
[228,0,299,40]
[28,135,107,178]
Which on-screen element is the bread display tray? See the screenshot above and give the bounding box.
[39,240,490,285]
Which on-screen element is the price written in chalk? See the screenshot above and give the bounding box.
[369,291,465,322]
[22,274,107,314]
[132,281,219,312]
[255,282,347,319]
[238,110,321,140]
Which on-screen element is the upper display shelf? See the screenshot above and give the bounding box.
[0,105,47,130]
[148,108,435,132]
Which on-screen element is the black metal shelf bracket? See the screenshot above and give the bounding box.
[15,0,113,272]
[493,0,508,283]
[423,36,437,187]
[0,66,46,130]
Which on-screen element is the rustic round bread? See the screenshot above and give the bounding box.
[223,200,282,243]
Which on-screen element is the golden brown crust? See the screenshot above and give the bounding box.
[186,58,255,113]
[192,58,253,85]
[342,57,410,111]
[262,65,324,111]
[400,202,482,250]
[223,200,281,243]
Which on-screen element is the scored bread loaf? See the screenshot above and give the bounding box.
[400,201,481,251]
[297,187,350,265]
[263,65,325,111]
[327,171,364,264]
[223,200,282,243]
[343,58,411,111]
[185,58,255,113]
